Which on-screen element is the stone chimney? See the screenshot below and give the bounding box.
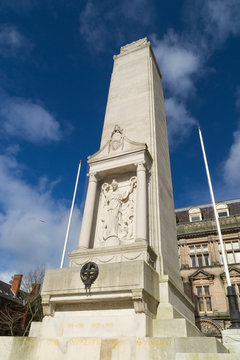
[31,283,41,296]
[11,274,23,296]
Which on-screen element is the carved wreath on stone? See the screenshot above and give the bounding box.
[80,262,99,292]
[108,125,124,152]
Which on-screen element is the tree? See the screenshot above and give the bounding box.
[21,286,43,336]
[0,267,45,336]
[0,303,25,336]
[21,266,45,293]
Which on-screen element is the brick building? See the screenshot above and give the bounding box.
[176,198,240,338]
[0,274,42,336]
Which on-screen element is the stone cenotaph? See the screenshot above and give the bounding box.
[40,37,195,337]
[1,38,237,360]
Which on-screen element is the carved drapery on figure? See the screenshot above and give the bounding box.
[100,177,137,243]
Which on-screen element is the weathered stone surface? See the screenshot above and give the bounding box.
[176,354,239,360]
[0,336,237,360]
[222,329,240,354]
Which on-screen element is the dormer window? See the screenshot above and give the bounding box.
[216,202,229,218]
[189,207,202,222]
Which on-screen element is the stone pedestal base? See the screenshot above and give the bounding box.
[0,335,237,360]
[39,260,159,338]
[157,274,196,324]
[31,310,153,338]
[35,257,199,340]
[1,259,237,359]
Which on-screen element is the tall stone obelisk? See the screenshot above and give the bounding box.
[103,38,180,287]
[38,38,196,339]
[77,37,181,288]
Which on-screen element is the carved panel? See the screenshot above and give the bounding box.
[95,176,137,247]
[196,319,222,338]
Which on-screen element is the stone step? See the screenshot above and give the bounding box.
[153,318,204,337]
[176,354,239,360]
[0,336,233,360]
[172,337,228,354]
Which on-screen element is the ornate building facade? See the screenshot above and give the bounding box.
[176,199,240,338]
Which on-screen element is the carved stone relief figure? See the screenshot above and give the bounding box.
[100,177,137,244]
[119,187,135,240]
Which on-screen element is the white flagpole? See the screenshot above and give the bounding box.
[198,127,231,287]
[60,160,82,268]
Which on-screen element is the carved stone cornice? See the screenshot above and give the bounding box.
[88,124,148,164]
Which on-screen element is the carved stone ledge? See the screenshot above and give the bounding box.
[69,242,157,269]
[42,295,55,317]
[132,289,145,313]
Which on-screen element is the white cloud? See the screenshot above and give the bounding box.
[203,0,240,45]
[151,31,200,146]
[235,86,240,110]
[0,24,61,145]
[151,0,240,147]
[0,96,61,143]
[151,31,201,98]
[223,87,240,187]
[0,152,81,276]
[0,25,29,56]
[223,129,240,187]
[165,97,197,146]
[79,1,107,53]
[79,0,151,52]
[184,0,240,51]
[0,271,14,284]
[119,0,151,25]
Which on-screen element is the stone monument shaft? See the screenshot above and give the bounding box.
[78,37,181,288]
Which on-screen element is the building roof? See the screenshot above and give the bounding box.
[175,198,240,213]
[0,280,24,304]
[175,199,240,237]
[175,199,240,225]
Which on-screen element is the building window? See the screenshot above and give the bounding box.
[216,202,229,218]
[204,254,210,266]
[195,285,212,313]
[189,207,202,222]
[191,256,196,267]
[189,244,210,267]
[219,241,240,264]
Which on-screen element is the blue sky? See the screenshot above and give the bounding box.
[0,0,240,280]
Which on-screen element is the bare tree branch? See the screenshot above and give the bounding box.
[0,266,45,336]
